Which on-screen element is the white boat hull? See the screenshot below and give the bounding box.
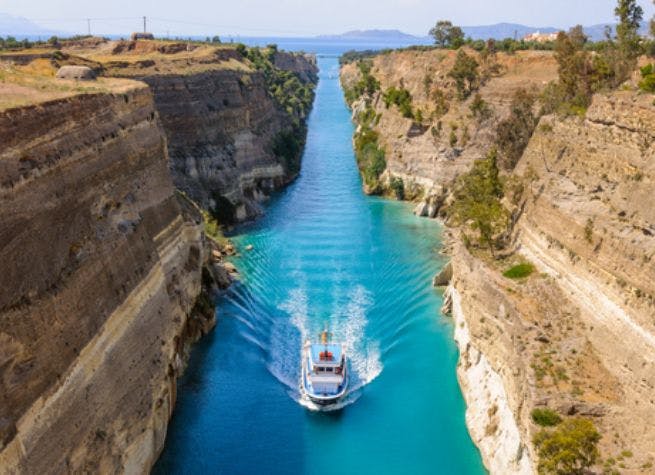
[301,342,348,405]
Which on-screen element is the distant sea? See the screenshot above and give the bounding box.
[236,36,432,56]
[16,34,432,57]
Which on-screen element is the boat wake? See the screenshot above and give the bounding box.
[269,285,382,411]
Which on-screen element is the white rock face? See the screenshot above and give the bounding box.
[449,285,533,475]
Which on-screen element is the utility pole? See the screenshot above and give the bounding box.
[143,16,147,33]
[87,18,91,36]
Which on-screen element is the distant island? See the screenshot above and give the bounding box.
[316,29,424,41]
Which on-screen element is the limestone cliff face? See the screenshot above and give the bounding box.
[444,91,655,473]
[340,49,557,212]
[100,44,318,222]
[137,70,298,221]
[273,51,318,84]
[0,87,211,473]
[511,91,655,468]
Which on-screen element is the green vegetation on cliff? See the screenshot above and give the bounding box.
[448,50,480,100]
[503,262,535,279]
[344,60,380,105]
[383,86,414,118]
[243,46,315,123]
[639,64,655,92]
[353,106,386,192]
[543,1,645,116]
[534,417,601,475]
[450,150,508,256]
[495,89,538,170]
[273,128,305,175]
[531,408,563,427]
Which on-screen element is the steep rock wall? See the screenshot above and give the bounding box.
[447,243,536,473]
[512,91,655,468]
[447,91,655,473]
[0,87,210,473]
[341,49,557,211]
[101,46,318,222]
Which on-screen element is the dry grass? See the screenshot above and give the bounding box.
[0,61,142,111]
[70,40,253,76]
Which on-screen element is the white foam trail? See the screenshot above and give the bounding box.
[267,288,308,391]
[283,287,309,339]
[269,285,384,410]
[334,285,383,391]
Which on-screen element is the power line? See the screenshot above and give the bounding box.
[26,15,318,36]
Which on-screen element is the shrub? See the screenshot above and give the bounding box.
[235,43,247,57]
[432,88,450,118]
[503,263,535,279]
[449,50,480,100]
[496,88,538,170]
[353,105,387,191]
[244,47,315,122]
[383,86,413,118]
[532,408,562,427]
[344,60,381,105]
[390,177,405,200]
[533,417,601,475]
[359,143,386,186]
[449,129,458,147]
[470,93,492,121]
[639,64,655,92]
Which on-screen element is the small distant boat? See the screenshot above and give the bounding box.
[301,328,348,405]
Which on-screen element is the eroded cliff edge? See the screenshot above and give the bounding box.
[0,40,316,472]
[341,48,655,473]
[91,41,318,222]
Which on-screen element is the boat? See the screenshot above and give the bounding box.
[301,329,348,405]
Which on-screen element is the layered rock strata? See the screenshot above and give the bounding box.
[0,86,210,472]
[98,43,318,222]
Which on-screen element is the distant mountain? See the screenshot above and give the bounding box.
[318,22,651,46]
[317,29,426,42]
[0,13,67,38]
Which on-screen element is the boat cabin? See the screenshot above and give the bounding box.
[309,344,345,375]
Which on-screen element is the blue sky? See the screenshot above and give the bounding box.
[1,0,654,37]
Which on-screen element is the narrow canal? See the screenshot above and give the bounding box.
[155,55,485,475]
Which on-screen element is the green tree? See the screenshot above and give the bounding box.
[448,50,480,99]
[429,20,465,48]
[554,28,593,109]
[451,149,508,257]
[533,418,601,475]
[211,36,221,44]
[615,0,643,60]
[495,88,538,169]
[235,43,247,57]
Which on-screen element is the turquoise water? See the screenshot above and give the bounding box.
[154,56,485,475]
